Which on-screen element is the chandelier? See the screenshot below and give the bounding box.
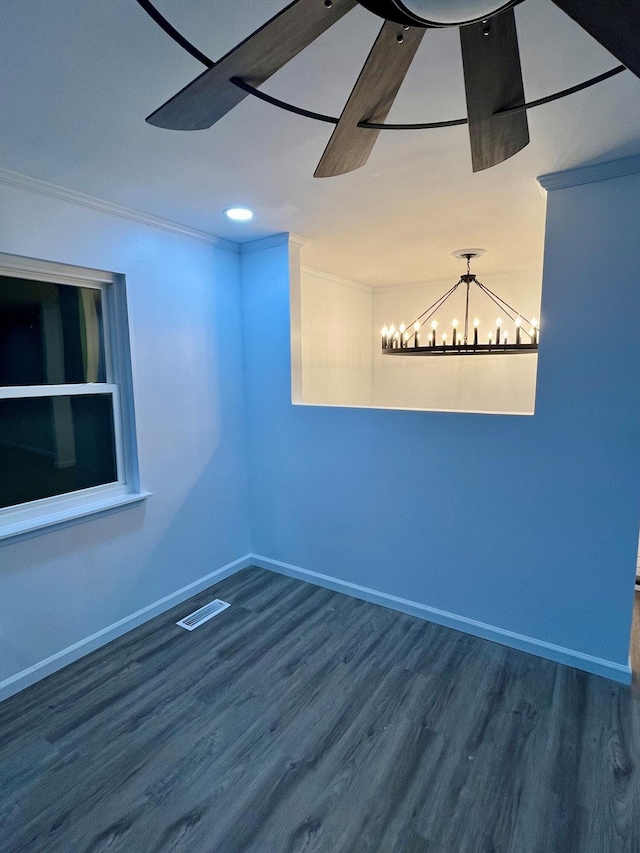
[382,251,539,356]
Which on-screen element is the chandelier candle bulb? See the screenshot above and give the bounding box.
[380,253,539,358]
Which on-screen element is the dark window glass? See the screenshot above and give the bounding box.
[0,395,117,508]
[0,276,106,386]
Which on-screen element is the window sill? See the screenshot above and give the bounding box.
[0,491,152,546]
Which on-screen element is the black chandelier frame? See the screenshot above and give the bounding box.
[382,253,539,356]
[136,0,626,134]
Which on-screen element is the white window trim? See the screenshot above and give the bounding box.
[0,252,150,544]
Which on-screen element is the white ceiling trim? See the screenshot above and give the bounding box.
[301,265,372,293]
[240,233,307,254]
[372,267,543,293]
[538,154,640,191]
[0,167,239,252]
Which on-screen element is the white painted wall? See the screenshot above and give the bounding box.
[0,177,250,696]
[371,270,542,414]
[300,267,372,406]
[296,265,541,414]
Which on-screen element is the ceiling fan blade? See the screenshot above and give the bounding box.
[147,0,358,130]
[314,21,425,177]
[459,7,529,172]
[550,0,640,79]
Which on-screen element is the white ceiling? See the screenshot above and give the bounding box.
[1,0,639,286]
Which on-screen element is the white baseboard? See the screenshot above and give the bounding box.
[0,554,253,703]
[2,551,632,704]
[251,555,632,685]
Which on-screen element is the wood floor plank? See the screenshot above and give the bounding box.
[631,591,640,703]
[1,567,638,853]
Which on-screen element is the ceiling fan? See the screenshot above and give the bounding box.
[142,0,640,175]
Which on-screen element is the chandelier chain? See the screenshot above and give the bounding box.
[475,281,535,334]
[405,282,460,338]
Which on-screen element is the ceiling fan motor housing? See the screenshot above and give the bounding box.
[357,0,518,26]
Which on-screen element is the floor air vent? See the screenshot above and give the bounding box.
[176,599,230,631]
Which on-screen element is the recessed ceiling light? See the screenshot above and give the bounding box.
[224,207,253,222]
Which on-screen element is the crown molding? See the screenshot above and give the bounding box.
[301,265,372,293]
[537,154,640,192]
[0,168,239,253]
[373,267,542,294]
[240,232,307,254]
[239,233,289,253]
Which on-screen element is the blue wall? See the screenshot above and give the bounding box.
[1,160,638,696]
[242,167,640,674]
[0,181,250,693]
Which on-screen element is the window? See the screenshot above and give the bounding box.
[0,253,147,541]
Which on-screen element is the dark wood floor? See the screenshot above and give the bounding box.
[1,568,639,853]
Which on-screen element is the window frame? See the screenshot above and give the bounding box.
[0,252,149,543]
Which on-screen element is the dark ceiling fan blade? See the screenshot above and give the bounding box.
[314,21,425,177]
[459,7,529,172]
[550,0,640,79]
[147,0,358,130]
